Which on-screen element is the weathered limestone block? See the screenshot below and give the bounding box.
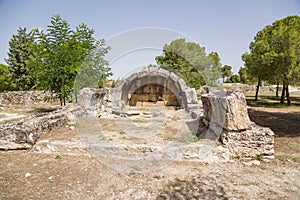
[200,89,275,158]
[78,88,108,116]
[0,108,67,150]
[77,87,115,118]
[220,123,275,157]
[201,90,250,131]
[183,88,198,104]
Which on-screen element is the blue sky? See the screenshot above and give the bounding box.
[0,0,299,78]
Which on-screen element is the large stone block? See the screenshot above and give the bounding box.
[201,90,250,131]
[183,88,198,104]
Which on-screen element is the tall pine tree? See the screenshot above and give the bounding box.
[5,27,35,90]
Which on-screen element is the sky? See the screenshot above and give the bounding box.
[0,0,299,78]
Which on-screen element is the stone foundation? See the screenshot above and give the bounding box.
[0,107,67,150]
[220,123,274,158]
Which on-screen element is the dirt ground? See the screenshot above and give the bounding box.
[0,105,300,199]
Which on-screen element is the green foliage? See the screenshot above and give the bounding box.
[208,52,222,69]
[220,65,232,83]
[74,39,111,92]
[156,39,220,89]
[238,67,248,84]
[28,15,111,105]
[242,15,300,105]
[0,64,15,91]
[55,155,62,159]
[5,27,35,90]
[226,74,240,83]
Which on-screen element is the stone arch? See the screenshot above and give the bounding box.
[116,67,197,109]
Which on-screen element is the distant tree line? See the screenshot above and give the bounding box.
[242,15,300,105]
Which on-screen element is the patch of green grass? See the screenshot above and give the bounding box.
[163,134,198,143]
[153,175,161,179]
[55,155,62,160]
[276,154,298,163]
[132,118,149,123]
[4,120,12,124]
[128,166,142,175]
[171,115,180,121]
[128,106,150,111]
[74,121,89,128]
[256,154,264,161]
[246,95,300,108]
[98,119,121,132]
[128,171,136,176]
[165,106,177,110]
[288,142,300,149]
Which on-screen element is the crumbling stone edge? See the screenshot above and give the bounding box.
[0,107,68,150]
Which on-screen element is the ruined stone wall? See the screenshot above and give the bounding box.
[200,90,275,158]
[0,91,57,105]
[77,87,114,118]
[220,123,274,158]
[0,107,67,150]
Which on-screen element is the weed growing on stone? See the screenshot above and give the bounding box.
[55,155,62,160]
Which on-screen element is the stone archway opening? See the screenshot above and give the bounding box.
[117,67,198,111]
[129,83,180,107]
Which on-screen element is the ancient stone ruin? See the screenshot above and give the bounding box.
[0,91,66,150]
[116,67,198,109]
[74,67,275,160]
[0,66,275,161]
[199,90,274,158]
[0,90,57,105]
[76,67,200,118]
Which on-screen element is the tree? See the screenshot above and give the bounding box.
[226,74,240,83]
[238,67,248,84]
[5,27,35,90]
[220,65,232,83]
[242,16,300,105]
[155,38,217,89]
[74,40,111,94]
[0,64,15,91]
[28,15,111,105]
[208,52,222,70]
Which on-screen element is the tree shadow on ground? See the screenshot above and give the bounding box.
[248,109,300,137]
[246,96,300,108]
[27,107,58,114]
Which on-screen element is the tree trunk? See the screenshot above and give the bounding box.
[280,83,286,104]
[286,85,291,106]
[276,83,279,98]
[75,93,78,103]
[255,78,261,101]
[63,94,66,106]
[59,94,63,106]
